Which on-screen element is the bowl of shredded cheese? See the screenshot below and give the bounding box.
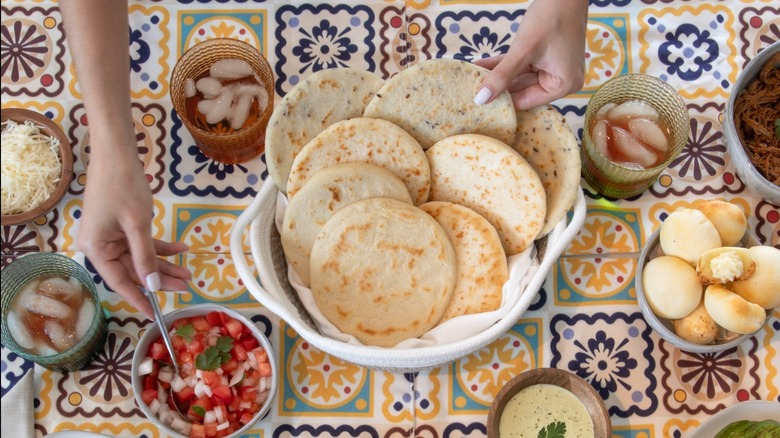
[1,108,73,226]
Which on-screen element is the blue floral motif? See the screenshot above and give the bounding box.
[659,23,718,81]
[188,145,249,181]
[292,19,358,73]
[456,26,512,62]
[128,28,150,74]
[670,117,726,180]
[568,329,638,400]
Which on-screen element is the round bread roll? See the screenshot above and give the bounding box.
[642,256,702,319]
[696,247,755,285]
[659,208,722,265]
[419,202,508,321]
[266,68,384,193]
[287,117,431,205]
[703,284,766,335]
[426,134,546,255]
[696,200,747,246]
[281,163,413,286]
[731,246,780,309]
[512,105,581,237]
[363,58,516,149]
[673,301,719,345]
[309,198,457,347]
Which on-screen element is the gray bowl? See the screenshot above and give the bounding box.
[636,228,763,353]
[722,41,780,205]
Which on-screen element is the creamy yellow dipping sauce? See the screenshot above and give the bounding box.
[499,384,593,437]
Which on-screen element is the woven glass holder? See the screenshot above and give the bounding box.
[170,38,275,164]
[580,74,690,199]
[1,253,108,372]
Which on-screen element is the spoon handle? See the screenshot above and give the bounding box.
[143,287,180,373]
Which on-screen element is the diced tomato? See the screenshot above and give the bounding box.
[258,361,272,377]
[253,348,268,364]
[144,375,158,391]
[150,342,169,361]
[172,317,190,329]
[211,384,234,404]
[192,395,213,412]
[221,359,239,373]
[190,423,206,438]
[200,370,218,385]
[231,344,248,361]
[190,316,211,332]
[187,334,206,355]
[141,388,158,405]
[206,311,223,326]
[176,385,196,403]
[239,336,259,351]
[239,411,254,425]
[179,351,194,366]
[224,318,244,340]
[204,422,218,437]
[171,334,187,350]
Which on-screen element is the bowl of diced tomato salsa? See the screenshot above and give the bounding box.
[131,304,276,438]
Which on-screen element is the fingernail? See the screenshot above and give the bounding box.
[145,272,161,291]
[474,87,492,105]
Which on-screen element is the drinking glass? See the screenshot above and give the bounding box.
[581,74,690,199]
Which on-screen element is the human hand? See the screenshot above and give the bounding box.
[474,0,588,110]
[77,147,191,319]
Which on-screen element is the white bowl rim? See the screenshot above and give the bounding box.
[130,303,278,438]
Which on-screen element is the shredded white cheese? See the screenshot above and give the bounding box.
[1,120,62,215]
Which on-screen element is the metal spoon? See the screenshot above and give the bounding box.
[142,287,186,416]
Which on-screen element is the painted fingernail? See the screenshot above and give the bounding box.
[145,272,161,291]
[474,87,492,105]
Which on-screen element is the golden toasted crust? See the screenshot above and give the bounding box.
[731,246,780,309]
[281,163,413,286]
[287,117,431,205]
[673,301,719,345]
[363,58,516,149]
[704,284,766,335]
[696,247,756,285]
[695,200,747,247]
[659,208,722,265]
[266,69,384,193]
[512,105,581,237]
[309,198,456,347]
[426,134,546,255]
[420,202,507,321]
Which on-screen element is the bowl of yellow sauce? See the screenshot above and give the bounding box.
[486,368,611,438]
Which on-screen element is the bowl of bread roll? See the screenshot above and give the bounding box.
[636,199,779,353]
[231,59,588,371]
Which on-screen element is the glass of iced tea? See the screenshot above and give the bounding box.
[1,253,108,372]
[170,38,275,164]
[581,74,690,198]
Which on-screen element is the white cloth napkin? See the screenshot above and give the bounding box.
[275,192,540,348]
[1,369,35,438]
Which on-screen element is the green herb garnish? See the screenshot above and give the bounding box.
[190,405,206,417]
[194,336,234,371]
[774,118,780,141]
[538,421,567,438]
[175,324,195,342]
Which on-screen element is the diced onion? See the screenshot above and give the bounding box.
[1,120,62,215]
[229,371,243,387]
[215,405,225,423]
[204,411,217,424]
[137,357,154,376]
[217,421,230,431]
[171,416,188,433]
[158,368,174,383]
[171,375,187,393]
[149,398,161,414]
[194,381,206,399]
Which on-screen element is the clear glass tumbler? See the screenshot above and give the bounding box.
[580,74,690,199]
[1,253,108,372]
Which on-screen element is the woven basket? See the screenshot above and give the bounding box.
[231,178,586,372]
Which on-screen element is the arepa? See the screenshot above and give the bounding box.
[420,201,507,321]
[309,198,456,347]
[363,58,516,149]
[512,105,581,237]
[281,162,413,286]
[287,117,431,205]
[426,134,546,255]
[265,68,384,193]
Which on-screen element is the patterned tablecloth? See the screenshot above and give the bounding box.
[1,0,779,437]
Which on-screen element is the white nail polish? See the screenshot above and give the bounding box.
[474,87,493,105]
[145,272,161,291]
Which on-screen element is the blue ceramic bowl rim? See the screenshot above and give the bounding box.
[130,303,278,438]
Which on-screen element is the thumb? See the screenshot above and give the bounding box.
[474,50,531,105]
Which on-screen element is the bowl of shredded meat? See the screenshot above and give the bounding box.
[1,108,73,226]
[723,41,780,206]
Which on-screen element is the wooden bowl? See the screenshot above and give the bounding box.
[486,368,611,438]
[1,108,73,226]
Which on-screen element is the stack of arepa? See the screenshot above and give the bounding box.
[642,199,779,345]
[264,59,582,347]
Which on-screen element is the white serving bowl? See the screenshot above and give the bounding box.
[131,304,277,438]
